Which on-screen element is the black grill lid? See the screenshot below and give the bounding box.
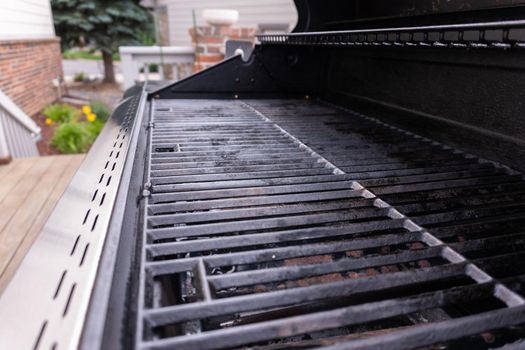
[293,0,525,32]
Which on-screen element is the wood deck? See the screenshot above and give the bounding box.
[0,155,84,293]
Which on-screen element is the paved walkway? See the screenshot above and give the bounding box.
[68,85,123,109]
[62,59,162,93]
[62,59,122,78]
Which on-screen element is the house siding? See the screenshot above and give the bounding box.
[158,0,298,45]
[0,1,55,40]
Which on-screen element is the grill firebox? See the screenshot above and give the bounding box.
[130,99,525,350]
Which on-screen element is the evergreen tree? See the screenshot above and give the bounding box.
[51,0,152,83]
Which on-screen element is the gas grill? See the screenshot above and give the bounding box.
[2,1,525,349]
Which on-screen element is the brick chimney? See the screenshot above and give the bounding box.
[189,25,256,72]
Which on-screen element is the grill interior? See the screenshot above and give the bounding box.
[133,99,525,350]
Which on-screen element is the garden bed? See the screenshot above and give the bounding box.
[33,100,111,156]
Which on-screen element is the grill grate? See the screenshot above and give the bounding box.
[135,99,525,350]
[245,99,525,283]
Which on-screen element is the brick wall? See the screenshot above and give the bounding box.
[0,38,63,116]
[189,25,256,72]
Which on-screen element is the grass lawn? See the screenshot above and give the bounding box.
[63,50,120,61]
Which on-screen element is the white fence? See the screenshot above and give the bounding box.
[0,90,40,160]
[119,46,195,90]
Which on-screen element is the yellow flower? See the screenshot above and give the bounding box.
[82,105,92,115]
[45,118,54,126]
[87,113,97,122]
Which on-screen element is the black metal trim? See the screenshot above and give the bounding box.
[259,19,525,50]
[148,55,282,99]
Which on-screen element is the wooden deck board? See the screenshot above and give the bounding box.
[0,155,84,293]
[0,157,55,234]
[0,158,34,203]
[0,161,14,181]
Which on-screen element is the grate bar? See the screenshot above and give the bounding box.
[144,283,501,350]
[145,262,469,327]
[149,207,390,240]
[339,158,482,173]
[147,219,407,260]
[150,163,330,177]
[151,181,359,203]
[152,174,359,192]
[413,202,525,226]
[151,168,334,184]
[371,174,523,195]
[148,198,376,226]
[147,230,421,263]
[149,189,363,214]
[150,157,322,170]
[149,236,437,277]
[322,305,525,350]
[383,182,525,205]
[206,246,444,290]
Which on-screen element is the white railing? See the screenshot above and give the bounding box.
[119,46,195,90]
[0,89,40,160]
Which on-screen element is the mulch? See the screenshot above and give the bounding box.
[33,112,61,156]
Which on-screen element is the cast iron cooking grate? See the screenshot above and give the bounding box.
[135,99,525,350]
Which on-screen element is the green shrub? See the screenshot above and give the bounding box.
[89,100,111,122]
[51,122,92,154]
[46,102,107,154]
[85,119,105,142]
[139,63,159,73]
[74,72,86,82]
[149,63,159,73]
[43,103,80,123]
[62,50,120,61]
[64,49,99,60]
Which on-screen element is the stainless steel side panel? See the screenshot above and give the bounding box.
[0,90,146,350]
